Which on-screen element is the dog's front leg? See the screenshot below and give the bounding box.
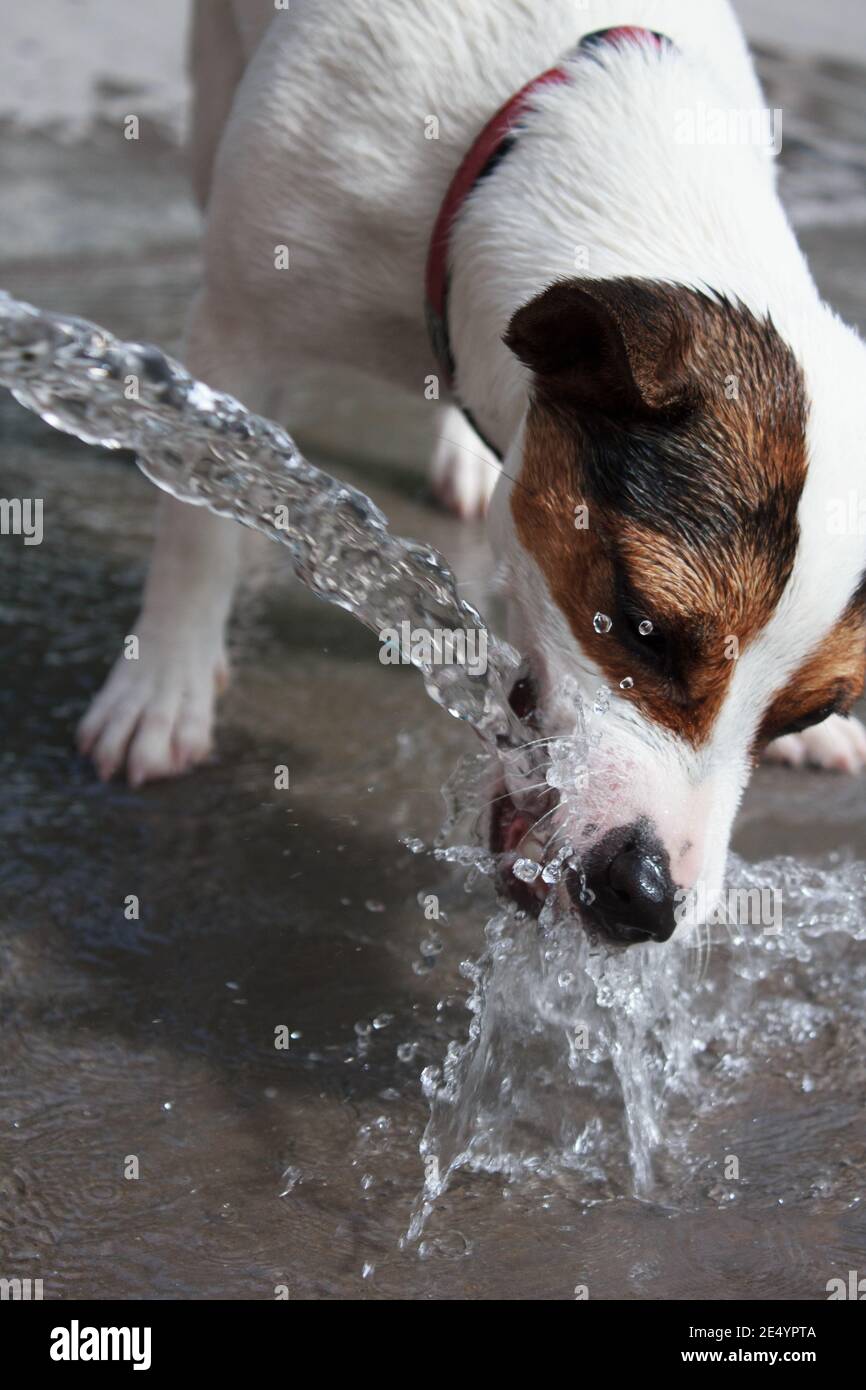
[763,713,866,773]
[77,298,274,785]
[77,496,240,785]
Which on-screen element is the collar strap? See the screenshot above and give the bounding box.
[424,27,670,398]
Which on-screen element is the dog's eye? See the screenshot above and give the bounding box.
[624,613,670,669]
[612,575,679,676]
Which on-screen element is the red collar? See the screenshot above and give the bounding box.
[424,27,670,403]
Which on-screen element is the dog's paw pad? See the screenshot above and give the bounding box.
[429,405,500,519]
[763,713,866,773]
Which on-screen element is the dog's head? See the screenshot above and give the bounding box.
[490,277,866,945]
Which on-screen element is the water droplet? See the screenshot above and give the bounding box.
[638,619,653,636]
[620,676,634,690]
[400,836,426,854]
[397,1041,418,1063]
[593,685,611,716]
[279,1166,302,1197]
[513,857,542,883]
[434,1230,472,1259]
[420,1065,441,1097]
[542,845,576,884]
[593,611,612,634]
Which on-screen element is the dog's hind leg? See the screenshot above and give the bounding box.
[763,713,866,773]
[76,296,278,785]
[187,0,246,211]
[429,403,501,520]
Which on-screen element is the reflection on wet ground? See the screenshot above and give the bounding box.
[1,45,866,1298]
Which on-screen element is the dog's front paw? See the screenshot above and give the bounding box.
[763,713,866,773]
[429,404,500,519]
[76,627,228,786]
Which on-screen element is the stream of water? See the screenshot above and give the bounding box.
[0,290,524,746]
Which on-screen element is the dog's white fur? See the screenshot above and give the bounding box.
[79,0,866,923]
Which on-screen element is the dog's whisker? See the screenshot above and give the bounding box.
[478,780,551,813]
[500,734,559,754]
[524,800,566,841]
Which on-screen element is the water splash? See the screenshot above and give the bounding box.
[408,850,866,1236]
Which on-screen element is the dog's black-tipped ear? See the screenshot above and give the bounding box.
[504,277,697,418]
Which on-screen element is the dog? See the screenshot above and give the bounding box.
[77,0,866,946]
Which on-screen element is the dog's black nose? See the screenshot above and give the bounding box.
[568,821,677,945]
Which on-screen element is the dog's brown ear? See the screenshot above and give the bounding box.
[504,277,697,419]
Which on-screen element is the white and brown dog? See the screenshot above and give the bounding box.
[78,0,866,945]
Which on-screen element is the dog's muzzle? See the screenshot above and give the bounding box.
[493,674,679,945]
[567,821,678,945]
